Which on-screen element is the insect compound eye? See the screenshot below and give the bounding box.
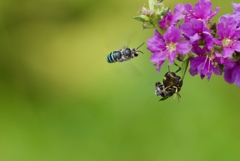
[131,49,138,57]
[113,51,122,60]
[123,48,132,57]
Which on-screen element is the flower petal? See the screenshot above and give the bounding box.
[147,30,166,52]
[232,65,240,87]
[232,2,240,14]
[231,41,240,52]
[176,40,191,54]
[164,26,181,43]
[156,60,165,72]
[222,47,235,57]
[168,51,177,65]
[224,66,235,84]
[181,22,196,38]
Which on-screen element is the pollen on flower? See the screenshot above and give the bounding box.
[166,42,177,53]
[222,38,232,47]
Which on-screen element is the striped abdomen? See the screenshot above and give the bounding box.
[107,51,122,63]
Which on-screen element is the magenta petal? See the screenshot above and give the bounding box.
[172,4,185,23]
[234,78,240,87]
[222,47,235,58]
[224,62,240,87]
[181,22,196,37]
[213,66,221,75]
[232,65,240,87]
[209,7,220,21]
[191,19,205,31]
[190,34,201,43]
[231,41,240,52]
[184,0,219,22]
[156,60,165,72]
[216,23,225,39]
[213,38,222,46]
[192,42,205,55]
[174,4,185,14]
[150,52,166,72]
[150,51,168,63]
[233,29,240,39]
[232,2,240,13]
[234,73,240,87]
[189,55,215,80]
[150,52,161,63]
[176,40,191,54]
[147,33,166,52]
[189,68,198,76]
[168,51,177,65]
[159,12,173,29]
[164,26,181,43]
[189,56,205,76]
[224,67,234,84]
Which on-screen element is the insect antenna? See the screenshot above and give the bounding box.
[136,42,145,50]
[136,42,145,54]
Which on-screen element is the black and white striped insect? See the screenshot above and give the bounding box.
[106,43,144,63]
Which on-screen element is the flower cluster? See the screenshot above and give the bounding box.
[134,0,169,30]
[136,0,240,87]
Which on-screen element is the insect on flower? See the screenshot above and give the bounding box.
[155,62,183,101]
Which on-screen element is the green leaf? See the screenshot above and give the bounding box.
[181,57,190,81]
[133,15,150,22]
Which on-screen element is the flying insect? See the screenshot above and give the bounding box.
[106,43,144,63]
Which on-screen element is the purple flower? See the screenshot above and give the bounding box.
[189,53,220,80]
[232,2,240,14]
[147,26,191,72]
[181,19,214,55]
[224,61,240,87]
[184,0,220,24]
[189,50,235,80]
[159,12,173,29]
[231,2,240,27]
[213,16,240,58]
[216,3,240,28]
[159,4,185,29]
[214,52,235,67]
[147,31,165,71]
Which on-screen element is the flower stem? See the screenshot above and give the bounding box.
[152,20,164,35]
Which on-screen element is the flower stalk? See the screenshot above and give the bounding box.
[134,0,240,87]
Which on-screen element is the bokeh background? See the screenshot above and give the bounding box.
[0,0,240,160]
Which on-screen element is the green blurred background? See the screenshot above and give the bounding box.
[0,0,239,160]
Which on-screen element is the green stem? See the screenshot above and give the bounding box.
[151,20,164,35]
[181,56,190,81]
